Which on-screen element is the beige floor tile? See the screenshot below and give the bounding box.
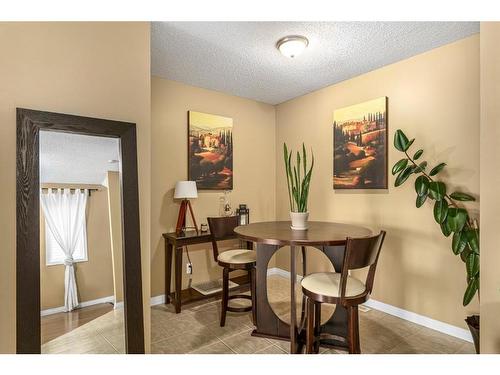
[393,326,466,354]
[265,338,291,353]
[152,330,219,354]
[222,329,273,354]
[190,341,235,354]
[255,345,287,354]
[454,342,477,354]
[204,317,254,340]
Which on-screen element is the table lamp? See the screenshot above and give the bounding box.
[174,181,198,234]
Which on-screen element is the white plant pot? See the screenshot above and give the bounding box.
[290,211,309,230]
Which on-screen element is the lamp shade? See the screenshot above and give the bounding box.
[174,181,198,199]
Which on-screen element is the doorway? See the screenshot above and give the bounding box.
[16,108,145,354]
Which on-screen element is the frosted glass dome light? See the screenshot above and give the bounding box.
[276,35,309,58]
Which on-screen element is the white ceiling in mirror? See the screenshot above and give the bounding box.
[39,131,120,185]
[152,22,479,104]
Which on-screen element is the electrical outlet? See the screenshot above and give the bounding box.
[186,262,193,275]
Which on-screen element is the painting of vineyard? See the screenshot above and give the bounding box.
[333,97,387,189]
[188,111,233,190]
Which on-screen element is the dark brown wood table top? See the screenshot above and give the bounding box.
[162,230,211,241]
[234,221,372,247]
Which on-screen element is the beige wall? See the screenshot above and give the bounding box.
[0,22,151,353]
[480,22,500,353]
[275,35,480,330]
[105,171,124,304]
[40,189,114,310]
[151,77,276,297]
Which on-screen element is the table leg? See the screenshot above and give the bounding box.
[252,243,289,339]
[174,246,182,313]
[290,245,297,354]
[165,242,173,304]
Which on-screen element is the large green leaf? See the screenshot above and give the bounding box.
[394,130,409,152]
[450,192,476,201]
[429,162,446,176]
[415,175,429,196]
[413,149,424,160]
[413,161,427,173]
[466,228,479,254]
[433,200,449,224]
[460,247,472,263]
[395,166,413,187]
[452,231,467,255]
[463,277,479,306]
[428,181,446,201]
[405,138,415,151]
[466,253,479,278]
[440,220,452,237]
[392,158,408,175]
[416,193,427,208]
[446,207,468,233]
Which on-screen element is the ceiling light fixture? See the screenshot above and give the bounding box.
[276,35,309,58]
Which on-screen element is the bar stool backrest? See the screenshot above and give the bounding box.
[339,231,386,302]
[207,216,240,262]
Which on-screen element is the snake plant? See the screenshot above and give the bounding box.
[392,129,479,306]
[283,143,314,212]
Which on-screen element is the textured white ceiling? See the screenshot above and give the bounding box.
[152,22,479,105]
[40,131,120,185]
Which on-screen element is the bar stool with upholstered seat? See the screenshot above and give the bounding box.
[207,216,256,327]
[301,231,386,354]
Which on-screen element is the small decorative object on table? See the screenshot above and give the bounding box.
[222,190,232,216]
[283,143,314,230]
[200,223,208,232]
[236,204,250,225]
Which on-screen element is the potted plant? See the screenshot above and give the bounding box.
[283,143,314,230]
[392,129,480,353]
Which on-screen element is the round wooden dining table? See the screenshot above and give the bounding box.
[235,221,372,354]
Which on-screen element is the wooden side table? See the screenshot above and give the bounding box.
[162,230,212,313]
[162,230,251,313]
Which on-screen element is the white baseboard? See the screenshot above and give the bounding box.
[150,294,166,306]
[40,295,116,316]
[268,267,473,343]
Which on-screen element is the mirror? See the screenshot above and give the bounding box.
[39,131,126,354]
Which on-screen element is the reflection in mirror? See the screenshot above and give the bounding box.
[39,130,125,354]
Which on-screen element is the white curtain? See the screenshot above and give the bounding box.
[40,188,88,312]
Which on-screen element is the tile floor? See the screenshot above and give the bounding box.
[42,275,475,354]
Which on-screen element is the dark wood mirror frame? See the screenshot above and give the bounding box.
[16,108,145,354]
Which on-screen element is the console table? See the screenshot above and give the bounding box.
[163,230,250,313]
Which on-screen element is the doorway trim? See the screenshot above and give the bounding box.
[16,108,145,354]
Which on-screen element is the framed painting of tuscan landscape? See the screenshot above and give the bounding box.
[333,97,388,189]
[188,111,233,190]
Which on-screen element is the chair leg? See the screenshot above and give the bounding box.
[250,267,257,326]
[314,301,321,354]
[347,305,361,354]
[306,297,315,354]
[220,267,230,327]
